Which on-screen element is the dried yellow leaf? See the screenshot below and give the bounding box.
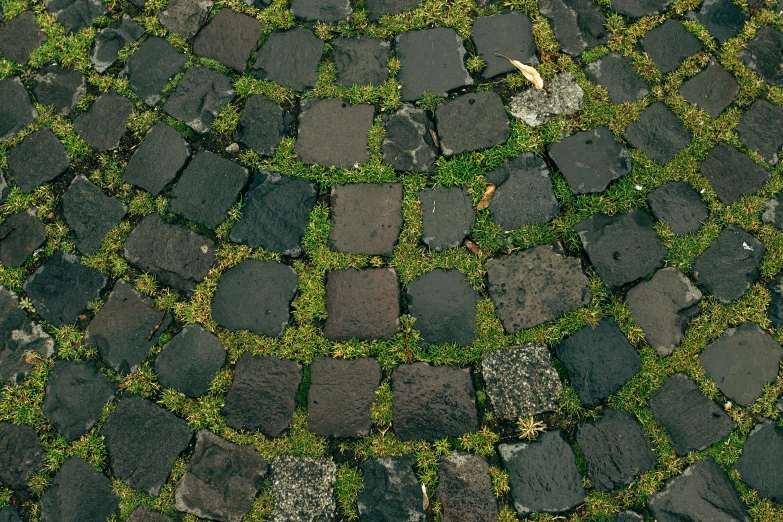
[495,53,544,89]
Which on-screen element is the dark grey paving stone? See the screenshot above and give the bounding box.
[0,170,8,205]
[158,0,212,37]
[89,15,143,73]
[252,27,323,92]
[392,362,477,441]
[307,357,381,438]
[487,243,591,332]
[406,269,478,346]
[170,150,248,229]
[0,421,44,490]
[193,9,262,72]
[574,209,667,290]
[701,142,769,205]
[436,91,510,156]
[290,0,351,21]
[174,430,268,521]
[482,343,562,419]
[234,95,293,156]
[329,183,402,255]
[735,421,783,501]
[163,65,235,134]
[700,322,782,406]
[395,27,472,102]
[358,456,425,522]
[740,25,783,87]
[74,93,133,151]
[332,37,390,87]
[626,267,702,357]
[102,395,193,497]
[679,59,739,118]
[127,506,174,522]
[124,36,188,107]
[295,98,374,168]
[123,122,190,195]
[122,213,215,294]
[211,259,297,336]
[768,273,783,327]
[650,373,736,456]
[229,172,317,256]
[42,360,116,441]
[611,0,672,18]
[615,511,644,522]
[23,251,106,327]
[486,152,558,228]
[472,10,537,79]
[0,209,46,268]
[0,76,37,141]
[624,102,692,164]
[62,175,127,256]
[437,453,497,522]
[0,507,21,522]
[43,0,108,33]
[762,192,783,230]
[539,0,608,56]
[33,66,86,115]
[0,288,54,387]
[584,52,651,105]
[269,456,337,522]
[690,226,764,303]
[365,0,421,19]
[7,127,70,193]
[646,457,750,522]
[508,72,585,127]
[577,409,657,491]
[155,325,225,398]
[323,268,399,340]
[556,317,641,406]
[223,354,302,436]
[499,430,585,516]
[381,103,438,173]
[687,0,748,45]
[85,280,171,373]
[646,181,708,236]
[419,187,474,251]
[641,20,703,74]
[39,457,119,522]
[0,12,47,64]
[547,126,631,194]
[736,99,783,165]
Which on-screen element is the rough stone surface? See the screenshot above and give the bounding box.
[329,183,402,255]
[556,317,642,406]
[574,209,667,290]
[124,36,188,107]
[0,170,8,205]
[740,25,783,87]
[700,322,783,406]
[472,10,538,79]
[295,98,374,168]
[499,431,585,516]
[0,209,46,268]
[509,72,584,127]
[642,19,703,74]
[307,357,381,438]
[269,456,337,522]
[127,507,174,522]
[395,27,473,101]
[437,453,497,522]
[381,103,438,172]
[62,175,127,256]
[155,325,225,398]
[332,37,390,87]
[0,288,54,387]
[482,344,562,419]
[0,421,44,490]
[679,59,739,118]
[39,457,119,522]
[123,122,190,195]
[687,0,748,45]
[650,373,736,456]
[615,511,644,522]
[539,0,608,56]
[85,280,171,373]
[163,66,235,134]
[43,0,108,33]
[42,360,116,441]
[229,172,317,256]
[7,127,70,193]
[762,192,783,230]
[102,395,193,497]
[646,458,750,522]
[406,269,479,346]
[211,259,297,336]
[234,95,293,156]
[611,0,672,18]
[0,12,47,64]
[419,187,474,251]
[32,66,86,115]
[365,0,421,19]
[486,153,558,228]
[626,268,702,356]
[223,354,302,436]
[736,99,783,165]
[23,251,107,327]
[690,226,764,303]
[487,243,591,332]
[74,93,133,151]
[175,430,268,522]
[768,273,783,328]
[624,102,692,164]
[193,9,262,72]
[89,15,143,73]
[323,268,400,341]
[548,126,631,194]
[584,52,651,105]
[0,507,20,522]
[701,142,770,205]
[358,456,425,522]
[158,0,213,37]
[289,0,351,22]
[0,77,37,141]
[252,28,324,92]
[735,421,783,501]
[647,181,709,236]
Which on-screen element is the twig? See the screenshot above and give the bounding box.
[0,227,16,242]
[146,311,167,342]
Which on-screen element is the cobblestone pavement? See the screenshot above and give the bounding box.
[1,0,783,520]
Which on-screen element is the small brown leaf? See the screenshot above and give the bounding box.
[464,239,481,256]
[428,129,439,148]
[494,53,544,89]
[477,184,496,211]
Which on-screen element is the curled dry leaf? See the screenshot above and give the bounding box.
[477,184,496,211]
[464,238,482,256]
[495,53,544,89]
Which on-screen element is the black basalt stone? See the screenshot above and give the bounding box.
[124,36,188,107]
[32,66,86,116]
[289,0,352,22]
[584,52,651,105]
[735,421,783,501]
[0,507,21,522]
[358,456,426,522]
[39,457,119,522]
[73,93,134,151]
[62,175,128,256]
[332,37,390,87]
[0,288,55,387]
[323,268,400,341]
[157,0,212,38]
[679,59,739,118]
[0,77,37,141]
[437,453,498,522]
[471,10,538,79]
[155,324,226,398]
[234,95,293,157]
[365,0,421,19]
[122,121,190,195]
[740,25,783,87]
[7,127,70,193]
[486,152,559,228]
[539,0,608,56]
[381,103,438,173]
[624,102,692,164]
[646,181,708,236]
[0,209,46,268]
[736,99,783,165]
[700,142,769,205]
[89,15,144,73]
[419,186,475,251]
[611,0,672,18]
[0,12,47,64]
[295,98,375,168]
[127,507,174,522]
[0,421,44,490]
[329,183,402,255]
[252,27,324,92]
[406,269,479,346]
[641,19,703,74]
[436,91,510,157]
[192,9,262,72]
[43,0,108,33]
[767,273,783,327]
[162,66,235,134]
[686,0,748,45]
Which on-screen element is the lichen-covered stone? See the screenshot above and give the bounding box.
[509,72,584,127]
[358,456,425,521]
[269,456,337,522]
[0,288,54,387]
[381,103,438,173]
